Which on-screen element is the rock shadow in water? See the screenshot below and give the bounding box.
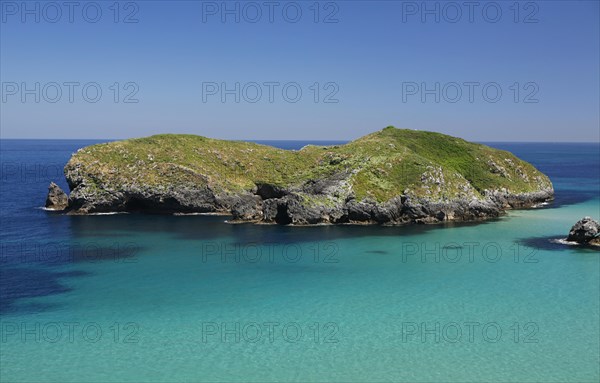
[0,267,91,315]
[518,236,600,252]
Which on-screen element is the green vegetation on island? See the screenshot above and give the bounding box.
[52,127,554,225]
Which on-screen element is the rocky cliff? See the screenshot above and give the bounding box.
[51,127,554,225]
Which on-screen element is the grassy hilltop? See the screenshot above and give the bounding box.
[67,126,552,204]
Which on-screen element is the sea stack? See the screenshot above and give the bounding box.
[45,182,68,210]
[567,217,600,246]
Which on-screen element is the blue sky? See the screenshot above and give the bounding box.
[1,0,599,141]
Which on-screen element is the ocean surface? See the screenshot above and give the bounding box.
[0,139,598,382]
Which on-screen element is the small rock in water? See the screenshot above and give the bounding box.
[566,217,600,245]
[45,182,68,210]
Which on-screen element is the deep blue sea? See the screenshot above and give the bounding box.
[1,140,599,382]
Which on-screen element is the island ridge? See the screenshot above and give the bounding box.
[47,127,554,225]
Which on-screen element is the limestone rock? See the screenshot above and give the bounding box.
[45,182,68,210]
[567,217,600,244]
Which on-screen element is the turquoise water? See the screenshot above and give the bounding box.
[1,141,598,382]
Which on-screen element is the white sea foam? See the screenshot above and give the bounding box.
[88,212,129,216]
[550,238,580,246]
[173,212,229,216]
[532,202,551,208]
[37,207,128,215]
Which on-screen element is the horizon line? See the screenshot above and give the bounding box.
[1,138,598,145]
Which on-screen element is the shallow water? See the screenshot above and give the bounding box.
[1,140,598,382]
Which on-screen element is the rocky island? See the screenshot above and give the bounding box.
[567,217,600,247]
[47,127,554,225]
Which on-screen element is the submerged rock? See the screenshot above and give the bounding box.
[567,217,600,245]
[45,182,68,210]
